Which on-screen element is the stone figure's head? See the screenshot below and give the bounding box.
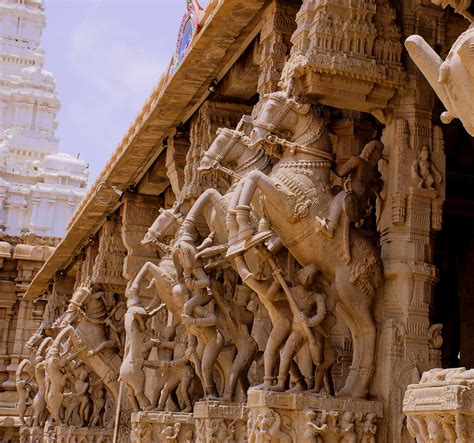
[361,140,384,165]
[420,145,431,160]
[296,264,320,289]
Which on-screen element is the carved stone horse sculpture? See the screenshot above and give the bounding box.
[405,1,474,135]
[180,125,272,249]
[129,204,183,322]
[229,91,383,398]
[50,281,122,404]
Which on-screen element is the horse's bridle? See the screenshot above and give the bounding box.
[204,129,264,180]
[253,93,325,145]
[253,94,297,134]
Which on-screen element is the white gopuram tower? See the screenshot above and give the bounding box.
[0,0,88,238]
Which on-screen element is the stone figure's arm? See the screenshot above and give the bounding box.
[151,339,175,350]
[235,256,272,296]
[185,266,210,290]
[190,312,217,327]
[432,163,443,183]
[76,381,89,397]
[333,157,359,178]
[266,279,282,302]
[307,293,327,327]
[164,355,188,368]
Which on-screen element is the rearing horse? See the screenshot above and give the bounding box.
[179,124,272,249]
[229,91,382,399]
[49,281,122,404]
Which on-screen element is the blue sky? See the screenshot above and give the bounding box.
[42,0,205,185]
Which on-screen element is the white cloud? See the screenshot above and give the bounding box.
[69,15,168,106]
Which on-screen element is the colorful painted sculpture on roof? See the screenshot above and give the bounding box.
[171,0,203,74]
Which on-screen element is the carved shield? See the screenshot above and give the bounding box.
[343,190,361,223]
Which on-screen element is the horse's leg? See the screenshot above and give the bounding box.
[130,262,158,292]
[235,171,278,240]
[184,189,225,237]
[335,271,376,398]
[226,179,246,245]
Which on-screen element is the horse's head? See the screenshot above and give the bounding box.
[142,205,183,247]
[199,128,251,174]
[25,331,43,354]
[58,280,93,328]
[250,91,312,145]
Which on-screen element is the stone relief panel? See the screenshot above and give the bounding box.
[403,367,474,443]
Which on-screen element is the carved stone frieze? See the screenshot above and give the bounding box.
[285,0,405,114]
[131,411,195,443]
[248,389,382,442]
[92,216,128,292]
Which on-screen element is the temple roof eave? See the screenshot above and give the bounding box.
[23,0,267,300]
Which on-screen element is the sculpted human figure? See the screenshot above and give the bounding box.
[150,324,194,412]
[181,288,223,399]
[31,355,48,426]
[44,346,67,424]
[361,413,377,443]
[340,411,357,443]
[173,235,212,324]
[63,362,90,427]
[268,264,331,393]
[234,252,295,390]
[119,288,160,411]
[160,423,181,442]
[89,378,106,427]
[16,360,34,425]
[320,140,384,238]
[211,282,259,401]
[411,146,442,190]
[254,408,292,443]
[304,409,328,443]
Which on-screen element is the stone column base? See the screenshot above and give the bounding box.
[403,368,474,442]
[247,389,383,442]
[25,424,114,443]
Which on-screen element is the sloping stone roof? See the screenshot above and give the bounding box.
[25,0,267,300]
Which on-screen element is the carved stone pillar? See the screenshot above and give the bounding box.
[258,0,299,95]
[92,215,127,293]
[374,3,448,441]
[180,101,252,204]
[166,130,189,198]
[121,193,160,281]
